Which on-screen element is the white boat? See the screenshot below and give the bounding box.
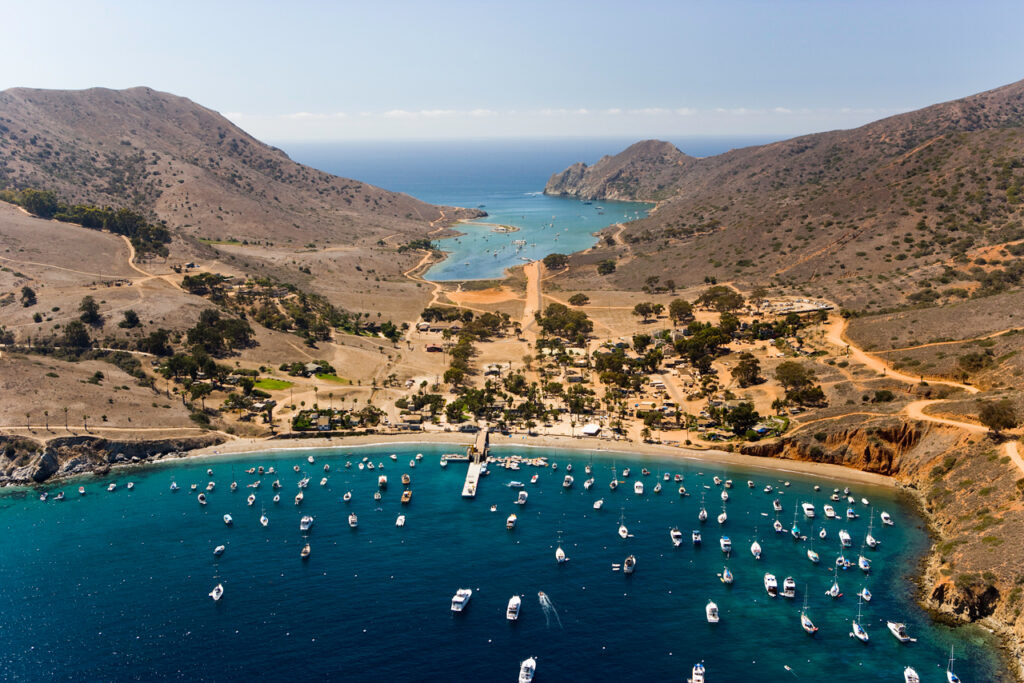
[851,596,869,642]
[858,555,871,572]
[819,527,827,539]
[197,493,207,505]
[713,476,722,485]
[39,492,48,502]
[567,463,573,472]
[530,474,538,484]
[826,577,842,599]
[690,662,705,683]
[324,464,330,473]
[555,545,568,563]
[698,500,708,523]
[298,477,310,488]
[633,480,643,495]
[904,667,921,683]
[881,510,894,526]
[107,483,117,492]
[747,480,755,488]
[396,514,406,527]
[593,498,604,509]
[439,459,446,469]
[807,548,820,564]
[507,514,517,529]
[207,469,214,477]
[859,587,872,602]
[846,507,859,520]
[764,485,773,493]
[839,530,852,548]
[205,481,214,492]
[507,595,521,621]
[623,554,636,574]
[511,489,527,505]
[802,502,815,518]
[378,475,388,489]
[618,511,628,539]
[294,492,303,505]
[367,462,374,470]
[223,514,233,526]
[374,491,382,501]
[55,491,64,501]
[583,478,594,490]
[451,588,472,612]
[947,646,962,683]
[764,573,778,597]
[717,509,727,525]
[887,621,917,643]
[213,545,225,556]
[621,467,630,478]
[126,482,135,490]
[801,593,818,634]
[866,514,879,548]
[260,513,268,528]
[751,540,762,560]
[320,477,328,487]
[390,453,397,461]
[273,494,280,503]
[299,515,314,532]
[772,499,783,512]
[190,484,198,491]
[720,490,728,502]
[209,583,223,601]
[692,530,702,545]
[653,482,662,493]
[230,482,238,492]
[416,453,423,461]
[409,460,416,468]
[247,493,256,506]
[724,479,732,489]
[719,536,731,554]
[348,512,358,528]
[670,527,683,547]
[78,486,86,495]
[782,576,796,598]
[518,656,536,683]
[720,566,733,584]
[824,504,836,518]
[773,519,784,533]
[307,456,315,464]
[705,600,720,623]
[564,475,575,489]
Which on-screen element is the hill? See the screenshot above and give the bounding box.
[546,79,1024,311]
[0,86,476,246]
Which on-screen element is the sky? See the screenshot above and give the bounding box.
[3,0,1023,142]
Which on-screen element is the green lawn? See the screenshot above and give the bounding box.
[315,373,350,384]
[254,378,294,391]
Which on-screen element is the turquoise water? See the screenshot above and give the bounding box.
[0,445,1003,681]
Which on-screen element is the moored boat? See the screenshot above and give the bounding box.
[719,566,733,584]
[887,621,917,643]
[348,512,358,528]
[764,573,778,597]
[802,502,815,518]
[223,514,233,526]
[518,656,536,683]
[396,514,406,527]
[300,543,311,559]
[689,662,705,683]
[401,489,412,504]
[622,554,636,574]
[670,527,683,547]
[209,583,223,601]
[719,536,731,554]
[904,667,921,683]
[782,576,796,598]
[507,513,517,529]
[299,515,314,532]
[450,587,472,612]
[507,595,521,621]
[880,510,894,526]
[692,530,702,545]
[705,600,720,623]
[213,544,225,556]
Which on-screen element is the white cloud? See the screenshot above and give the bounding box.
[284,111,347,120]
[469,108,498,117]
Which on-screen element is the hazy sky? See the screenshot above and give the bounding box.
[4,0,1023,141]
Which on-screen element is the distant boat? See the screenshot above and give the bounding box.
[213,545,225,556]
[653,482,662,494]
[402,473,411,485]
[719,536,731,554]
[689,662,705,683]
[802,502,815,518]
[450,588,472,612]
[209,583,224,602]
[260,512,269,528]
[401,490,412,504]
[170,482,179,492]
[299,515,314,532]
[507,514,517,530]
[584,478,594,490]
[947,646,962,683]
[343,491,352,502]
[618,511,628,539]
[692,530,702,545]
[880,510,894,526]
[839,530,852,547]
[593,498,604,509]
[887,621,917,643]
[564,475,575,489]
[904,667,921,683]
[247,493,256,506]
[507,595,521,621]
[197,493,207,505]
[223,514,233,526]
[78,486,86,496]
[719,566,733,584]
[622,554,636,574]
[782,576,797,599]
[107,483,117,492]
[294,492,303,505]
[764,573,778,597]
[300,543,311,559]
[705,600,720,623]
[670,527,683,547]
[396,514,406,527]
[518,656,536,683]
[348,513,358,528]
[633,480,643,495]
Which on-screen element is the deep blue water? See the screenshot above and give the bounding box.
[282,138,765,281]
[0,445,1002,681]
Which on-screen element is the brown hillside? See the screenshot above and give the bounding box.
[0,86,475,246]
[546,79,1024,311]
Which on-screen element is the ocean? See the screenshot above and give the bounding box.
[0,445,1004,681]
[282,138,766,281]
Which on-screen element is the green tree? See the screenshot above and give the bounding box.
[668,298,693,323]
[20,286,36,307]
[632,333,652,353]
[730,352,762,388]
[596,259,616,275]
[119,309,141,328]
[78,296,102,326]
[979,399,1018,436]
[542,253,569,270]
[61,320,92,349]
[632,302,655,322]
[726,402,761,436]
[696,285,744,312]
[568,293,590,306]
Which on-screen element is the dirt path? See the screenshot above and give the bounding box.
[877,326,1023,354]
[521,260,543,340]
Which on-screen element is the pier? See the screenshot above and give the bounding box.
[461,423,489,498]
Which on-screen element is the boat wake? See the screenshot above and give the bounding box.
[538,591,563,629]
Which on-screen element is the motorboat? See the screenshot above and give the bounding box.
[623,554,636,574]
[451,588,472,612]
[107,483,117,492]
[802,502,815,518]
[839,530,852,547]
[747,480,755,488]
[273,494,280,503]
[205,481,214,492]
[824,504,836,518]
[190,484,198,492]
[692,530,702,545]
[207,469,214,477]
[609,478,619,491]
[272,480,281,489]
[593,498,604,509]
[298,477,310,489]
[507,595,521,621]
[720,566,733,584]
[401,490,412,504]
[39,492,48,502]
[713,476,722,486]
[670,527,683,547]
[507,514,517,530]
[170,482,180,492]
[299,515,314,532]
[367,463,375,471]
[197,493,207,505]
[409,460,416,468]
[223,514,233,526]
[294,492,303,505]
[247,493,256,506]
[378,475,388,490]
[690,662,705,683]
[751,540,762,560]
[230,482,238,492]
[633,480,642,495]
[584,478,594,490]
[374,491,382,502]
[530,474,539,484]
[209,583,224,601]
[782,576,797,598]
[705,600,720,623]
[773,499,783,513]
[621,467,630,478]
[551,463,558,471]
[674,474,683,483]
[807,548,820,564]
[819,527,827,540]
[653,482,662,494]
[300,543,311,559]
[396,514,406,527]
[516,490,528,505]
[773,519,784,533]
[881,510,894,526]
[402,473,411,485]
[343,491,352,502]
[719,536,732,554]
[764,573,778,597]
[724,479,733,489]
[564,475,575,489]
[307,456,315,464]
[439,459,446,469]
[78,486,86,495]
[555,545,568,563]
[213,545,225,556]
[763,484,773,493]
[348,512,358,528]
[904,667,921,683]
[518,656,536,683]
[320,477,328,487]
[846,507,859,520]
[54,491,64,501]
[887,621,917,643]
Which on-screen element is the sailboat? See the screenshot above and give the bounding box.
[865,512,879,549]
[555,532,569,563]
[750,527,762,560]
[826,574,842,599]
[850,595,869,642]
[807,529,820,563]
[260,507,268,528]
[790,508,802,540]
[800,590,818,634]
[946,646,962,683]
[618,509,629,539]
[609,464,619,491]
[717,506,727,525]
[719,566,733,584]
[698,494,708,523]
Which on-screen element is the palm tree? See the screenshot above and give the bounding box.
[25,412,30,432]
[63,406,69,431]
[44,410,49,431]
[83,414,89,432]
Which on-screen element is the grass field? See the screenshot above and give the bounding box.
[254,378,293,390]
[315,373,350,384]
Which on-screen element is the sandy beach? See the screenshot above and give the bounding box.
[187,431,895,488]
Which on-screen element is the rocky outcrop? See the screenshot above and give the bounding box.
[544,140,690,200]
[930,579,1002,621]
[0,434,224,486]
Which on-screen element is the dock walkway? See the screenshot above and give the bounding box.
[462,424,489,498]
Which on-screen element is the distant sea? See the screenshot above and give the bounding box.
[283,137,773,281]
[0,446,1004,681]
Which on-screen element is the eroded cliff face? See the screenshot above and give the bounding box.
[742,418,1024,679]
[544,140,691,200]
[0,434,224,485]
